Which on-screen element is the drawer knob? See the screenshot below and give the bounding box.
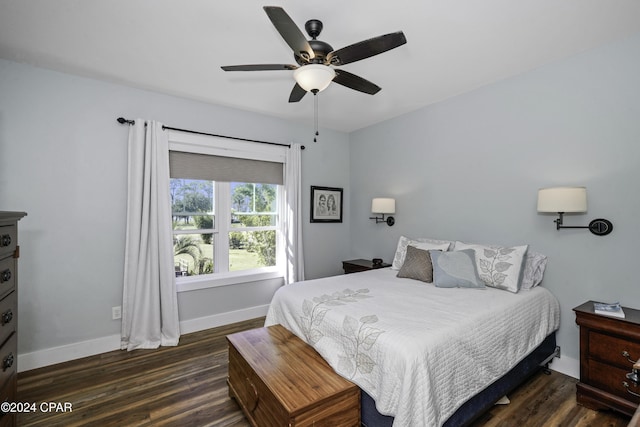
[2,352,13,371]
[0,235,10,247]
[0,309,12,326]
[0,270,10,283]
[623,381,640,398]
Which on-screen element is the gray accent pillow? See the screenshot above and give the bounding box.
[391,235,452,270]
[430,249,485,289]
[396,245,434,283]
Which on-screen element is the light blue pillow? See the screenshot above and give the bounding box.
[429,249,485,289]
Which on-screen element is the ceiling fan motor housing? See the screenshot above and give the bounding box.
[294,20,333,65]
[297,40,334,64]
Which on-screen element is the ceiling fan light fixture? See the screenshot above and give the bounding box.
[293,64,336,92]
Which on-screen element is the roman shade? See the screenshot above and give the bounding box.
[169,151,283,185]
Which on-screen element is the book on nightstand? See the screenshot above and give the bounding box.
[593,302,626,318]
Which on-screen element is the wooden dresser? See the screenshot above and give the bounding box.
[574,301,640,417]
[0,212,25,427]
[227,325,360,427]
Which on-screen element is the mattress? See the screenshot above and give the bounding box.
[265,267,560,427]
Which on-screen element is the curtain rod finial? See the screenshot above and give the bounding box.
[117,117,135,125]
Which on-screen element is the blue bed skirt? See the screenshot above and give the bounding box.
[360,332,557,427]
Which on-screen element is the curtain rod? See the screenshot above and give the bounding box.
[116,117,304,150]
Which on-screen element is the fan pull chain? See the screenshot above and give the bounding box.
[313,90,319,142]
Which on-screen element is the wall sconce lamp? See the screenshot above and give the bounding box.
[537,187,613,236]
[370,198,395,226]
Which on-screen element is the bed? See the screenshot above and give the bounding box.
[265,246,560,427]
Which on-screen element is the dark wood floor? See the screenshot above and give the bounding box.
[16,318,631,427]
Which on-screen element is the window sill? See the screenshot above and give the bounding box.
[176,268,283,292]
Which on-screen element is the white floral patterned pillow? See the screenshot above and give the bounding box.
[454,241,528,293]
[521,251,548,290]
[391,236,452,270]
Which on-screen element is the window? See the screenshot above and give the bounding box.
[171,179,279,278]
[171,178,215,277]
[167,131,287,291]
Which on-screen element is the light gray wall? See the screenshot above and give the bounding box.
[3,29,638,365]
[349,32,640,364]
[0,58,351,355]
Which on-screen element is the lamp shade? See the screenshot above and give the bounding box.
[537,187,587,213]
[293,64,336,92]
[372,198,395,214]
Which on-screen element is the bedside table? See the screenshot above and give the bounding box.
[342,259,391,274]
[574,301,640,417]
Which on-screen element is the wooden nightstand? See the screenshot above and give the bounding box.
[342,259,391,274]
[574,301,640,417]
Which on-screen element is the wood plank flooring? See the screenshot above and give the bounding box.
[16,318,631,427]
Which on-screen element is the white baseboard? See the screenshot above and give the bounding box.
[548,354,580,379]
[18,333,121,373]
[179,304,269,334]
[18,304,270,372]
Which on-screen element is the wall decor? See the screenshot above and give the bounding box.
[310,186,343,223]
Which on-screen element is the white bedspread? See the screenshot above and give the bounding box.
[265,268,560,427]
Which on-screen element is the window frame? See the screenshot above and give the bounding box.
[167,130,287,292]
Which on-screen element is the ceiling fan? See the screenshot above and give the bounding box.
[221,6,407,103]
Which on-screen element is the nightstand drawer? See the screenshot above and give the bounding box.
[588,359,640,403]
[589,330,640,369]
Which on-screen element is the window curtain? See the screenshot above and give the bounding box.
[282,143,305,284]
[122,119,180,351]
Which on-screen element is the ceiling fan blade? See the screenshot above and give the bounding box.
[327,31,407,66]
[221,64,298,71]
[288,83,307,103]
[333,70,381,95]
[263,6,315,61]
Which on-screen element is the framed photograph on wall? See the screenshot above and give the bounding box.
[310,186,343,223]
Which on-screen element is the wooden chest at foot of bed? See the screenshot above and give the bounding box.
[227,324,360,427]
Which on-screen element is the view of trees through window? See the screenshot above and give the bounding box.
[171,179,278,277]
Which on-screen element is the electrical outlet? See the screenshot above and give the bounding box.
[112,306,122,320]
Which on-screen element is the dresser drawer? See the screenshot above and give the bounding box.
[0,334,16,391]
[0,259,14,301]
[589,330,640,369]
[0,374,17,427]
[0,293,16,348]
[0,226,16,260]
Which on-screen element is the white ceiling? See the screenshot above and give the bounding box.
[1,0,640,133]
